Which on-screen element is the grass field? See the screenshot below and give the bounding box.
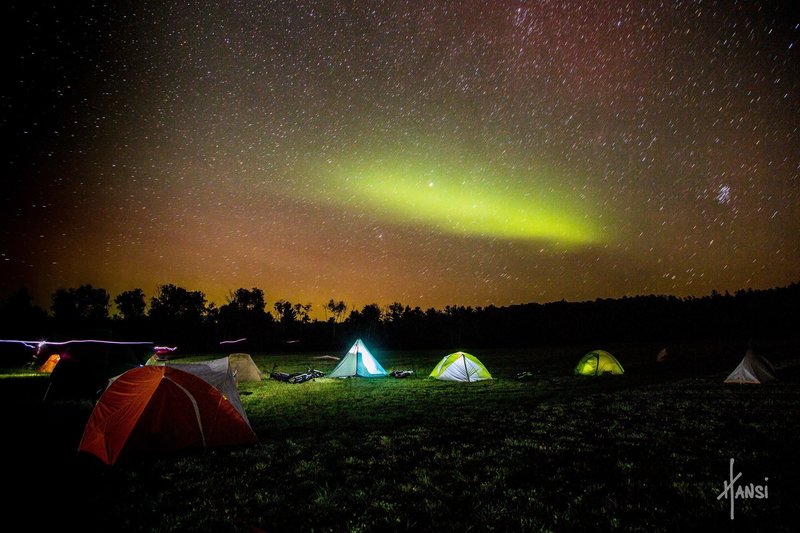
[2,338,798,532]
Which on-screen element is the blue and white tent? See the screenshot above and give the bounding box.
[328,339,387,378]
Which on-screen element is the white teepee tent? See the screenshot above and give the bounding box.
[328,339,387,378]
[724,349,776,384]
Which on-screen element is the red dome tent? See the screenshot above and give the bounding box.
[79,360,257,465]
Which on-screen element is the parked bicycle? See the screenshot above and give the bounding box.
[269,366,324,384]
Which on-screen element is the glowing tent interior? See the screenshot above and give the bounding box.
[574,350,625,376]
[328,339,387,378]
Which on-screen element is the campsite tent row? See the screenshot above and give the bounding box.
[571,347,776,383]
[67,338,774,465]
[331,341,775,384]
[40,337,774,384]
[75,341,495,465]
[327,340,494,383]
[38,338,774,385]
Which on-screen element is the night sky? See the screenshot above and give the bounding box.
[2,1,798,315]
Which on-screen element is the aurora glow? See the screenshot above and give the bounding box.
[315,153,603,245]
[1,2,798,314]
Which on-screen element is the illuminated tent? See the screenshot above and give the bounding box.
[429,352,492,382]
[37,354,61,373]
[229,353,263,382]
[328,339,387,378]
[79,358,256,465]
[574,350,625,376]
[724,349,776,384]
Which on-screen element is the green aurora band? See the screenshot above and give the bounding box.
[313,156,605,246]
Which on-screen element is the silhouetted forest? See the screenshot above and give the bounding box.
[1,283,798,355]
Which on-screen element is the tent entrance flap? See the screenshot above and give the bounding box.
[328,339,387,378]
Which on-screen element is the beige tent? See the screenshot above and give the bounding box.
[229,353,263,383]
[724,349,776,384]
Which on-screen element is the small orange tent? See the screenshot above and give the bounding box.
[37,354,61,373]
[78,364,257,465]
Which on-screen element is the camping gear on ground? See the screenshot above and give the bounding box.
[270,370,292,382]
[288,369,324,383]
[429,352,492,382]
[328,339,388,378]
[389,370,414,378]
[78,357,257,465]
[514,371,535,381]
[229,353,263,382]
[724,349,776,384]
[269,367,324,383]
[574,350,625,376]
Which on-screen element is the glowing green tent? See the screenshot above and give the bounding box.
[429,352,492,382]
[328,339,387,378]
[574,350,624,376]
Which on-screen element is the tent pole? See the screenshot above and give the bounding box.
[42,381,53,403]
[463,353,470,383]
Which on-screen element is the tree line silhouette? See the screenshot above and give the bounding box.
[1,282,797,354]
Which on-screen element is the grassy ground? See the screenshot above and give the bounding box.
[2,339,798,532]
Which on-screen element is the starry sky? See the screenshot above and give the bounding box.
[2,1,799,316]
